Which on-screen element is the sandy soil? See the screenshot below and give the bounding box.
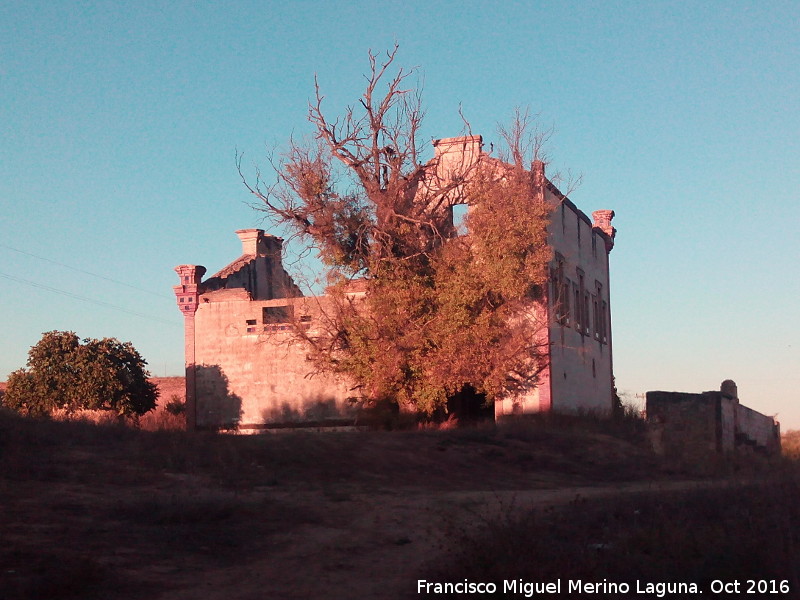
[0,415,719,599]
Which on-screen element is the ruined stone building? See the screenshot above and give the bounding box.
[174,135,617,430]
[647,380,781,455]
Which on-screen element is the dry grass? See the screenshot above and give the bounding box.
[0,407,792,599]
[433,475,800,598]
[138,404,186,431]
[783,430,800,459]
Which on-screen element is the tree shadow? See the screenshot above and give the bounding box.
[192,365,243,429]
[445,385,493,424]
[260,395,359,428]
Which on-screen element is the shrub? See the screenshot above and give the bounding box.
[783,430,800,459]
[164,395,186,416]
[3,331,157,418]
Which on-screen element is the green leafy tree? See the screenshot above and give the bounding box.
[240,47,557,415]
[3,331,157,418]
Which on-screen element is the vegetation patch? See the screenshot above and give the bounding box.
[433,478,800,598]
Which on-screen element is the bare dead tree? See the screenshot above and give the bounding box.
[239,44,481,283]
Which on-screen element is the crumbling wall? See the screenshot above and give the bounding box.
[646,391,724,456]
[646,381,779,456]
[736,403,780,452]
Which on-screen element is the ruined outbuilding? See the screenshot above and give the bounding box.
[174,135,617,430]
[646,380,781,455]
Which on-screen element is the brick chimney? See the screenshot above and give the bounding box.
[235,229,264,256]
[592,210,616,252]
[532,159,545,182]
[235,228,283,258]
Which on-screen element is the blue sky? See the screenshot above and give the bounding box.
[2,1,798,427]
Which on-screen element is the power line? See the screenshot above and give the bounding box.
[0,242,172,299]
[0,270,180,327]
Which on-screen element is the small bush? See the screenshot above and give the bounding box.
[138,407,185,431]
[164,395,186,416]
[783,430,800,460]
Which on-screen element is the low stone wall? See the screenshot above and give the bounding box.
[646,391,727,455]
[646,381,779,456]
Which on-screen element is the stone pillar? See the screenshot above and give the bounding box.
[720,379,739,402]
[173,264,206,431]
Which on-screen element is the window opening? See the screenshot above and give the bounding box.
[263,305,294,324]
[583,291,591,336]
[452,203,469,236]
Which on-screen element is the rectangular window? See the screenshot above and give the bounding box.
[551,270,570,326]
[551,259,568,327]
[263,305,294,324]
[600,300,608,344]
[575,269,586,335]
[583,291,591,336]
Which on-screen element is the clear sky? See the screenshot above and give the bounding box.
[2,1,798,427]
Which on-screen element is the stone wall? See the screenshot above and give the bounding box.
[736,403,781,452]
[646,381,780,456]
[191,296,356,430]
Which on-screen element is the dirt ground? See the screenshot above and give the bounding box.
[0,413,726,599]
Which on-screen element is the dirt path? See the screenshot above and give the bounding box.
[2,418,753,600]
[142,479,725,600]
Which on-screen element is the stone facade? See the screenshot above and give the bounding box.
[174,135,617,430]
[646,380,781,455]
[174,232,357,430]
[495,161,615,418]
